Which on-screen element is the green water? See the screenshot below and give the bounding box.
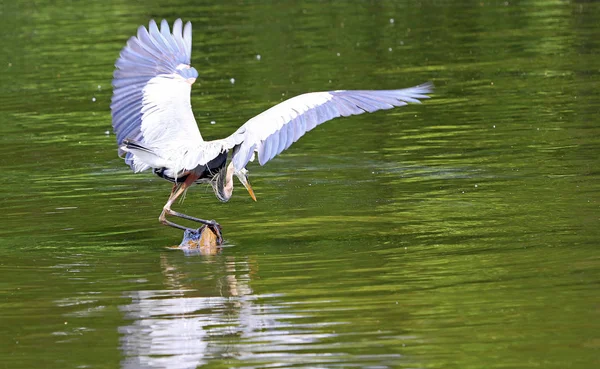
[1,1,599,368]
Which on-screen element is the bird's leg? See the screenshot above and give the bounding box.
[159,174,222,243]
[158,183,193,231]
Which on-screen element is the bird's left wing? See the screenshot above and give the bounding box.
[111,19,202,172]
[220,83,433,172]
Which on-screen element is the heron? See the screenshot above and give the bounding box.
[111,19,433,241]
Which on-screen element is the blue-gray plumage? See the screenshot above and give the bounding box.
[111,19,433,238]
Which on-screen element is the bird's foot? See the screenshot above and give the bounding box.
[189,222,222,245]
[179,225,222,253]
[204,221,223,245]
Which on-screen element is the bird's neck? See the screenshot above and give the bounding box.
[221,162,235,201]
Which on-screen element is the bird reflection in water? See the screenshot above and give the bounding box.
[120,253,336,368]
[119,252,405,367]
[119,254,254,368]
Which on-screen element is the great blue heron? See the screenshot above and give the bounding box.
[111,19,433,240]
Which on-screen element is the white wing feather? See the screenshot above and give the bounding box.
[111,19,202,173]
[223,83,433,172]
[112,20,433,177]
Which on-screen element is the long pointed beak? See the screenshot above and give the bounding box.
[237,172,257,202]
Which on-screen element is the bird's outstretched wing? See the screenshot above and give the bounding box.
[222,83,433,172]
[111,19,202,172]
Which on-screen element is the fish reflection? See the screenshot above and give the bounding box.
[118,254,334,368]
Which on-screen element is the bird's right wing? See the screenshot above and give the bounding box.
[111,19,202,172]
[223,83,433,172]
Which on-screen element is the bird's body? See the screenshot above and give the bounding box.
[111,19,433,239]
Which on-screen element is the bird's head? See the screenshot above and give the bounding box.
[210,163,256,203]
[236,168,257,202]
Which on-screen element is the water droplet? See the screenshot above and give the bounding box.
[230,78,235,84]
[92,97,96,102]
[256,54,261,61]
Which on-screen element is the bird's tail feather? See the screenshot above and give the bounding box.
[120,139,170,171]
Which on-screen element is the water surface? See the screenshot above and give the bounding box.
[0,1,598,368]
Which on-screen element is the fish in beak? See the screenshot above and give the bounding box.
[236,169,257,202]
